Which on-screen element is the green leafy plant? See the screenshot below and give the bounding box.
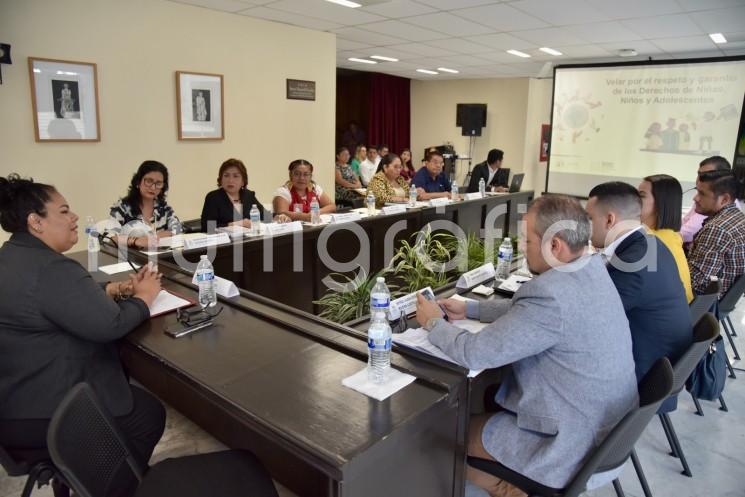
[388,229,456,294]
[314,267,400,324]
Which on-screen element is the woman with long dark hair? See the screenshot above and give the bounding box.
[272,159,336,222]
[399,148,416,183]
[110,160,179,249]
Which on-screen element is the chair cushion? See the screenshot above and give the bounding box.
[134,450,278,497]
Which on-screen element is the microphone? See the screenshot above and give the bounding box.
[98,231,138,273]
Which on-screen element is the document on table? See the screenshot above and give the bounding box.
[148,290,193,317]
[99,261,139,275]
[392,319,486,377]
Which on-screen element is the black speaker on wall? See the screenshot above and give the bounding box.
[456,103,487,136]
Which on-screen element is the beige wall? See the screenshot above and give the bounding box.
[410,77,552,193]
[0,0,336,250]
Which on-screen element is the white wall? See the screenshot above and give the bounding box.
[0,0,336,249]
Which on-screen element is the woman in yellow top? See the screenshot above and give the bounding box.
[639,174,693,302]
[367,154,411,207]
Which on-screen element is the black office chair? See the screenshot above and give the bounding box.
[688,279,729,413]
[0,443,68,497]
[467,357,674,497]
[717,274,745,365]
[46,383,279,497]
[655,313,720,478]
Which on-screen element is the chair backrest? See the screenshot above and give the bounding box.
[670,313,720,395]
[689,278,721,324]
[562,358,673,497]
[718,273,745,314]
[46,383,146,497]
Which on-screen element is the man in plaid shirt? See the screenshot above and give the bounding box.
[688,170,745,296]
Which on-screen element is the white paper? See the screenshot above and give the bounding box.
[216,225,254,239]
[191,273,240,298]
[392,323,485,377]
[99,262,139,275]
[406,201,428,209]
[456,263,496,289]
[464,192,483,201]
[341,367,416,401]
[429,198,450,207]
[390,286,434,317]
[148,290,192,316]
[497,274,531,293]
[471,284,495,296]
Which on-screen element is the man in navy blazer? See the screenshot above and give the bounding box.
[587,182,691,412]
[466,148,509,193]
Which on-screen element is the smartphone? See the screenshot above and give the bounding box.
[164,319,214,338]
[419,288,449,321]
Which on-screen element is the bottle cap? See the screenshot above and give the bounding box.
[376,277,384,283]
[200,254,208,260]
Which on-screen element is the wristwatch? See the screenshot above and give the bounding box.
[424,317,441,331]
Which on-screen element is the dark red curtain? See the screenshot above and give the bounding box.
[367,73,410,155]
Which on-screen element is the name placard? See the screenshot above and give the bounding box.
[464,192,483,201]
[456,262,496,289]
[381,204,407,216]
[265,221,303,236]
[390,286,434,316]
[183,233,231,250]
[191,273,240,298]
[331,212,362,224]
[429,198,450,207]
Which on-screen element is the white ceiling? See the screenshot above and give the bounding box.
[169,0,745,79]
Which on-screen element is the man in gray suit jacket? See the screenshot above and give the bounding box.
[416,195,638,496]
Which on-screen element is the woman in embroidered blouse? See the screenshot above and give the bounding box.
[335,147,362,206]
[110,161,179,250]
[272,159,336,222]
[399,148,416,184]
[367,154,411,208]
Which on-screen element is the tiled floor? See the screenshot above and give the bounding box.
[3,308,745,497]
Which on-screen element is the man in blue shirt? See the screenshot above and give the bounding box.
[411,151,451,200]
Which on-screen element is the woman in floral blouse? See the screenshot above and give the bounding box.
[334,146,362,207]
[110,160,179,249]
[367,154,412,208]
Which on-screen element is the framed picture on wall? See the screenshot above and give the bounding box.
[176,71,223,140]
[27,57,101,142]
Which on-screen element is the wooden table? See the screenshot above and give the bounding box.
[73,250,472,497]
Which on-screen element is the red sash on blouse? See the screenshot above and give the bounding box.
[289,186,318,213]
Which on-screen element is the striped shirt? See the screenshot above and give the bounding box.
[688,203,745,296]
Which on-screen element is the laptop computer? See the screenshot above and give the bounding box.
[509,173,525,193]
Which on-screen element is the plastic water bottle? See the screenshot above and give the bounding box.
[310,198,321,224]
[85,216,100,253]
[168,216,182,235]
[367,311,392,384]
[408,188,417,207]
[249,204,261,234]
[369,276,390,317]
[479,178,486,198]
[196,255,217,308]
[496,237,513,280]
[366,193,376,216]
[451,181,459,201]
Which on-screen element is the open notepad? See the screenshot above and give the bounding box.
[392,314,486,378]
[148,290,194,317]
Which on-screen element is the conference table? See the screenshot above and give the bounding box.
[73,250,476,497]
[122,191,533,314]
[76,192,532,496]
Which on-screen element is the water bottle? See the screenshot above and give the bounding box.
[451,181,459,201]
[85,216,100,253]
[479,178,486,198]
[310,198,321,224]
[168,216,182,235]
[496,237,513,280]
[196,255,217,308]
[366,193,376,216]
[369,276,390,317]
[408,188,417,207]
[249,204,261,234]
[367,311,392,384]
